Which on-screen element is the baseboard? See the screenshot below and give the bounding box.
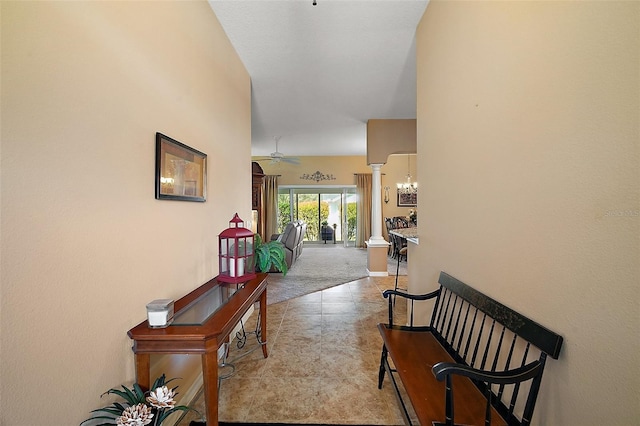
[367,270,389,277]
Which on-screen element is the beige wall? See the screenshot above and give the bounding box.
[254,155,371,185]
[416,1,639,425]
[1,2,251,425]
[367,119,416,164]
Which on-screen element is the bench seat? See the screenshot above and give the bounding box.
[377,272,563,426]
[379,324,506,425]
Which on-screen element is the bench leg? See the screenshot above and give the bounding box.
[378,344,388,389]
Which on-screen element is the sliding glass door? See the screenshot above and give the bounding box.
[277,186,357,246]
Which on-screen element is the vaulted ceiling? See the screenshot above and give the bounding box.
[208,1,428,157]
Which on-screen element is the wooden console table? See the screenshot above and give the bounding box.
[128,273,269,426]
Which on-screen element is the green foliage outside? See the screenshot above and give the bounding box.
[277,196,290,233]
[346,202,357,240]
[277,192,357,242]
[297,200,329,240]
[276,195,329,241]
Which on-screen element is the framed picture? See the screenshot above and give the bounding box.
[155,133,207,202]
[397,190,417,207]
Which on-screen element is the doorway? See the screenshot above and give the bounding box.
[277,186,357,247]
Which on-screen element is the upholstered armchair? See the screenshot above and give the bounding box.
[270,220,306,268]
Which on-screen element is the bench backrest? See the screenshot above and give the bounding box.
[432,272,563,360]
[428,272,563,424]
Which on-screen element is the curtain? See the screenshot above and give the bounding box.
[263,175,279,241]
[355,173,372,248]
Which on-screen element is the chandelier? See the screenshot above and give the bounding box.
[397,154,417,195]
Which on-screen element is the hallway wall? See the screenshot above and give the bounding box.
[1,2,251,424]
[415,2,639,424]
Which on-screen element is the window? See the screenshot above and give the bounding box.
[278,187,357,246]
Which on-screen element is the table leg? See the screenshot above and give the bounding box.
[134,353,151,391]
[202,351,219,426]
[260,288,268,358]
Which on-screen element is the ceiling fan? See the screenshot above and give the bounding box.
[256,136,300,165]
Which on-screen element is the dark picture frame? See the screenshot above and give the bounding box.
[397,189,417,207]
[155,133,207,202]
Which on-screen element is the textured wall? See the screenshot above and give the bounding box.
[1,2,250,424]
[415,1,639,424]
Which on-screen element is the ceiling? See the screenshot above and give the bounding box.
[208,0,428,157]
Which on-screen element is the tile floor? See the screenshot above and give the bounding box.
[178,275,408,425]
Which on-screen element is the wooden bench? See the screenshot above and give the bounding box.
[378,272,563,426]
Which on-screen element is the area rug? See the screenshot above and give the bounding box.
[266,245,407,305]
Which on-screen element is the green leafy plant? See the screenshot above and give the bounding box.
[81,374,197,426]
[254,234,288,275]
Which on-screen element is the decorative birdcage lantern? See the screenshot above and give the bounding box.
[218,213,256,283]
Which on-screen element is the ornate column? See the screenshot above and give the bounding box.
[366,163,389,276]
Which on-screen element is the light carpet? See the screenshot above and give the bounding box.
[266,245,407,305]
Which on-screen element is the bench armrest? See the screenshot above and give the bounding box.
[432,360,543,385]
[432,361,543,425]
[382,289,440,301]
[382,289,440,326]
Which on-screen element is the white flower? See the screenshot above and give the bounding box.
[116,404,154,426]
[147,385,176,409]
